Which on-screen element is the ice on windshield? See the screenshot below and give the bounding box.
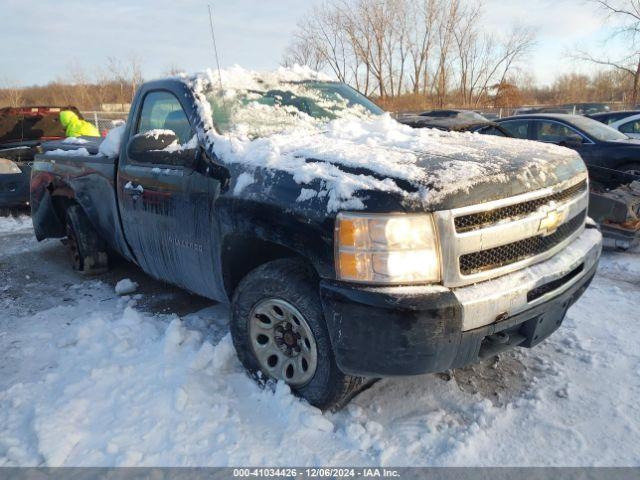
[202,67,383,138]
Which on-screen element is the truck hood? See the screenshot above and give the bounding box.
[218,116,588,212]
[396,143,587,210]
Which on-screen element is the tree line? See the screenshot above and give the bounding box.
[2,0,640,113]
[282,0,640,111]
[0,56,144,111]
[282,0,535,108]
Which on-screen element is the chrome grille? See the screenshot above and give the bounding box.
[454,180,588,233]
[459,210,586,275]
[433,175,590,288]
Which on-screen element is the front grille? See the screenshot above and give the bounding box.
[454,180,587,233]
[459,210,586,275]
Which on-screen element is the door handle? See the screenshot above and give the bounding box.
[124,181,144,198]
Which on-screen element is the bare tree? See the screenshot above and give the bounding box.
[105,54,143,104]
[282,34,326,71]
[453,1,484,106]
[472,26,536,106]
[574,0,640,105]
[295,4,352,83]
[432,0,461,106]
[282,0,535,110]
[406,0,438,94]
[163,65,185,77]
[0,78,24,107]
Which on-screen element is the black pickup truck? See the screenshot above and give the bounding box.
[31,71,602,409]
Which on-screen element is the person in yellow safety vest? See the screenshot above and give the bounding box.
[59,110,101,137]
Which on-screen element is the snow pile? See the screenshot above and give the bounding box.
[142,129,176,140]
[114,278,138,296]
[43,125,124,159]
[62,137,88,144]
[0,294,345,466]
[596,246,640,283]
[44,148,91,157]
[1,245,640,466]
[233,172,255,194]
[98,125,125,158]
[0,215,32,233]
[183,66,583,211]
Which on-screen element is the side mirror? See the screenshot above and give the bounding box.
[127,130,198,168]
[128,130,177,157]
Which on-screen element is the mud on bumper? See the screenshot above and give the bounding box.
[320,227,602,377]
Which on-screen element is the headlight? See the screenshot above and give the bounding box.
[0,158,22,174]
[335,212,441,284]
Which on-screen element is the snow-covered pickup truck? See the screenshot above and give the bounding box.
[31,68,602,410]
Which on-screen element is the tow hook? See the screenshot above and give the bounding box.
[487,331,510,345]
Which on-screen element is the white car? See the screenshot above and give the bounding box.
[610,113,640,139]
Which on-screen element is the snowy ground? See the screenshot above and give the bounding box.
[0,216,639,467]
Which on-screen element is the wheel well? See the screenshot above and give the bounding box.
[50,194,76,229]
[221,236,312,298]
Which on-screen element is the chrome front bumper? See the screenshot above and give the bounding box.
[453,226,602,331]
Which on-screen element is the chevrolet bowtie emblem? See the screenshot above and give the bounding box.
[539,207,565,236]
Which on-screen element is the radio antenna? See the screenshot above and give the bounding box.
[206,3,234,150]
[207,4,225,94]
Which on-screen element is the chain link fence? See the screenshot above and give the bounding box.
[81,111,129,136]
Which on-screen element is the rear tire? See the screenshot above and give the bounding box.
[230,258,366,411]
[65,205,109,275]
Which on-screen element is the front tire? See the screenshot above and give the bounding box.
[230,258,365,411]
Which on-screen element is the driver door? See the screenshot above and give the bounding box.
[117,90,221,298]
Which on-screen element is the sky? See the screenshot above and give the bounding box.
[0,0,627,88]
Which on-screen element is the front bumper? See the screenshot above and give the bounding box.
[0,165,31,208]
[320,227,602,377]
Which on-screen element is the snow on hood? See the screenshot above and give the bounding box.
[183,66,585,212]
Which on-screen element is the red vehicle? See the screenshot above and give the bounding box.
[0,106,83,213]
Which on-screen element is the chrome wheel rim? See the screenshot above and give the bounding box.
[248,298,318,387]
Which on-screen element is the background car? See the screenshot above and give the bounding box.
[496,113,640,177]
[562,102,610,115]
[515,106,573,115]
[415,109,489,121]
[608,113,640,139]
[588,110,640,125]
[397,113,510,136]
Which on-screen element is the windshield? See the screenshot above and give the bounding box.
[569,115,629,141]
[205,81,384,138]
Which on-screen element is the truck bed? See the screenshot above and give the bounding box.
[31,148,129,256]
